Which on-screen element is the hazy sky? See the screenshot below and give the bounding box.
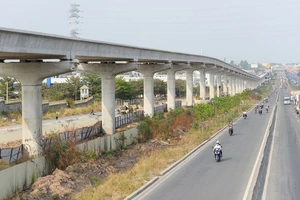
[1,0,300,64]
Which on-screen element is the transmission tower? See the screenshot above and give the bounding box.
[69,4,81,38]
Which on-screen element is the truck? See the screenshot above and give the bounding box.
[283,96,291,105]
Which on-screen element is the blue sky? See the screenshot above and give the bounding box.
[1,0,300,64]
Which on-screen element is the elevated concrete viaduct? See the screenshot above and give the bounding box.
[0,27,261,155]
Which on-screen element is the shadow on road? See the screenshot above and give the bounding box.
[221,157,232,162]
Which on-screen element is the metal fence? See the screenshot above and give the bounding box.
[175,100,182,108]
[154,104,168,114]
[1,121,104,163]
[0,145,23,163]
[115,99,142,106]
[0,101,183,163]
[115,111,144,129]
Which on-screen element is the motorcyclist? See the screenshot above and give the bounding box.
[213,140,223,157]
[228,121,233,128]
[254,105,258,114]
[266,105,269,112]
[228,121,233,134]
[243,111,247,118]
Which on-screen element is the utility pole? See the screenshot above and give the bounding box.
[6,82,8,104]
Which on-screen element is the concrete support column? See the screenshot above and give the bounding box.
[216,74,221,97]
[199,69,206,100]
[209,73,215,99]
[186,69,193,106]
[237,78,240,93]
[144,73,155,117]
[239,79,243,93]
[0,61,77,156]
[138,64,171,117]
[22,82,43,155]
[235,77,239,94]
[79,63,138,135]
[101,73,116,135]
[223,74,228,95]
[232,77,236,96]
[238,78,242,93]
[167,69,176,111]
[228,77,232,96]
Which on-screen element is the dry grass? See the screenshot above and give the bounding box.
[0,160,10,171]
[0,102,102,127]
[74,105,245,200]
[43,102,101,120]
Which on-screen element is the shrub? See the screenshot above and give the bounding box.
[137,121,152,143]
[41,134,81,171]
[66,99,75,108]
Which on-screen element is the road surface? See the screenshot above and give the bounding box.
[264,88,300,200]
[134,97,276,200]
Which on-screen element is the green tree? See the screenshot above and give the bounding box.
[130,79,143,98]
[154,79,167,96]
[175,80,186,97]
[66,76,83,101]
[115,77,133,100]
[0,76,20,100]
[42,83,67,101]
[82,73,101,99]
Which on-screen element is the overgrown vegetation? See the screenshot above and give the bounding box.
[75,85,272,199]
[5,84,273,199]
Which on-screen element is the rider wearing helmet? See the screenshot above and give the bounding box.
[213,140,223,157]
[243,111,247,118]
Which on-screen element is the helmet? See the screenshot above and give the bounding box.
[216,140,220,145]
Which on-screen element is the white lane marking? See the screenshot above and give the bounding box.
[262,108,278,200]
[242,105,276,200]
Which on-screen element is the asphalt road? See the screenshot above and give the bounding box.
[264,88,300,200]
[134,97,276,200]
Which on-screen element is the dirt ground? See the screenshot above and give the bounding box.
[10,139,169,200]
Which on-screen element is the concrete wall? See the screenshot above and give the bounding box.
[0,156,48,199]
[0,97,93,114]
[0,128,138,199]
[77,128,138,153]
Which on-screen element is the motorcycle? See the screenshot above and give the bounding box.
[213,147,221,162]
[266,108,268,113]
[259,110,262,115]
[243,113,247,119]
[229,125,233,136]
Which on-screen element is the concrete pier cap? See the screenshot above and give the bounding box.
[0,60,78,156]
